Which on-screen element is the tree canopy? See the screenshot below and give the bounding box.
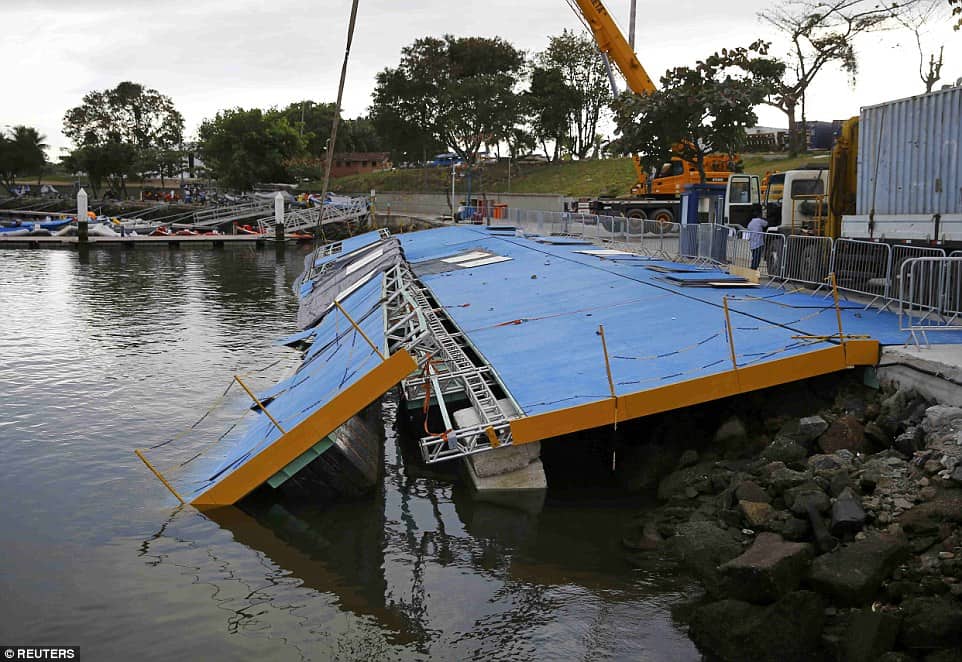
[62,81,184,196]
[613,47,769,183]
[525,66,579,162]
[536,30,613,159]
[370,35,525,163]
[197,108,305,190]
[0,126,47,191]
[275,101,385,156]
[64,81,183,150]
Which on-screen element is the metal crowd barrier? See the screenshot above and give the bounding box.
[831,238,892,303]
[499,211,959,332]
[781,235,834,289]
[724,229,787,279]
[899,257,962,343]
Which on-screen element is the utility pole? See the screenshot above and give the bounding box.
[320,0,360,203]
[628,0,636,49]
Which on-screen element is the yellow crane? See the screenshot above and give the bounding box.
[569,0,737,214]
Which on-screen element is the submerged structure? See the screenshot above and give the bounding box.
[144,223,962,510]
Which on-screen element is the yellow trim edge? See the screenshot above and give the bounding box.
[510,341,879,445]
[191,350,417,509]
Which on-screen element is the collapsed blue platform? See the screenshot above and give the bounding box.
[398,226,962,418]
[157,225,959,507]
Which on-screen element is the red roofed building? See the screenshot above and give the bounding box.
[331,152,392,178]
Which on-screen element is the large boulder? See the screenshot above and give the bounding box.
[734,479,771,504]
[898,596,962,651]
[719,532,813,604]
[739,500,775,528]
[842,609,900,662]
[818,415,867,454]
[760,437,809,466]
[759,462,812,494]
[777,416,829,446]
[783,482,831,516]
[808,533,910,605]
[656,461,714,501]
[689,591,825,662]
[893,426,925,457]
[922,405,962,437]
[664,521,743,596]
[898,491,962,537]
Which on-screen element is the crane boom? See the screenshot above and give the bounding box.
[570,0,655,95]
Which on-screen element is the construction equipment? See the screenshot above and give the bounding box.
[569,0,737,222]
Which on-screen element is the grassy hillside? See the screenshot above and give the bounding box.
[323,158,636,197]
[319,151,831,198]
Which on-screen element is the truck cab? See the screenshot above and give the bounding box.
[764,169,829,233]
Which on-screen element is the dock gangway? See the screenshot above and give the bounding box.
[258,196,370,234]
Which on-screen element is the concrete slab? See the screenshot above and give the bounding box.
[453,400,546,509]
[879,345,962,407]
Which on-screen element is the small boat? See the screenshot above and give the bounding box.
[234,223,262,235]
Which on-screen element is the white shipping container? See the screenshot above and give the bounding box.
[856,84,962,217]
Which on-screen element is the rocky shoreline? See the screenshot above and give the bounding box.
[621,371,962,661]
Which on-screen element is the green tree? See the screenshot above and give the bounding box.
[537,30,613,159]
[63,81,183,196]
[525,67,579,161]
[277,101,386,156]
[613,49,768,184]
[62,142,139,199]
[0,126,47,191]
[370,35,525,164]
[64,81,184,150]
[197,108,305,190]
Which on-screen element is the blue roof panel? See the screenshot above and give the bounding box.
[398,227,962,418]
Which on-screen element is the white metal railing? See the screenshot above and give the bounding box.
[899,257,962,344]
[724,229,787,279]
[781,235,834,290]
[831,238,892,304]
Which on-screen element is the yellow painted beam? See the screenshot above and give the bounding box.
[191,350,417,509]
[510,342,879,445]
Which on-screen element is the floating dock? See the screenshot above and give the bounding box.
[143,224,962,510]
[0,234,270,248]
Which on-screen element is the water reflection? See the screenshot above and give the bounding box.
[137,394,702,660]
[1,245,700,661]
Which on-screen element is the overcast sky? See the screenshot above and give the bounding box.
[2,0,959,157]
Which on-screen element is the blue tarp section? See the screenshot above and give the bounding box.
[313,230,385,268]
[273,326,318,347]
[397,226,962,417]
[181,274,387,499]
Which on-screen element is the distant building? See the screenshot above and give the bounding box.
[331,152,392,177]
[745,126,789,152]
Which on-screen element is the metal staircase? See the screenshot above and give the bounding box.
[383,262,519,463]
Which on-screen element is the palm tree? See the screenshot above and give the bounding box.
[11,126,48,186]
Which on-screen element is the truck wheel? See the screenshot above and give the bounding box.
[626,209,647,220]
[651,208,674,224]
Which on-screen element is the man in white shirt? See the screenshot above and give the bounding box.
[747,205,768,269]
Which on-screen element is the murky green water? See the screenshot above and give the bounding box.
[0,245,700,660]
